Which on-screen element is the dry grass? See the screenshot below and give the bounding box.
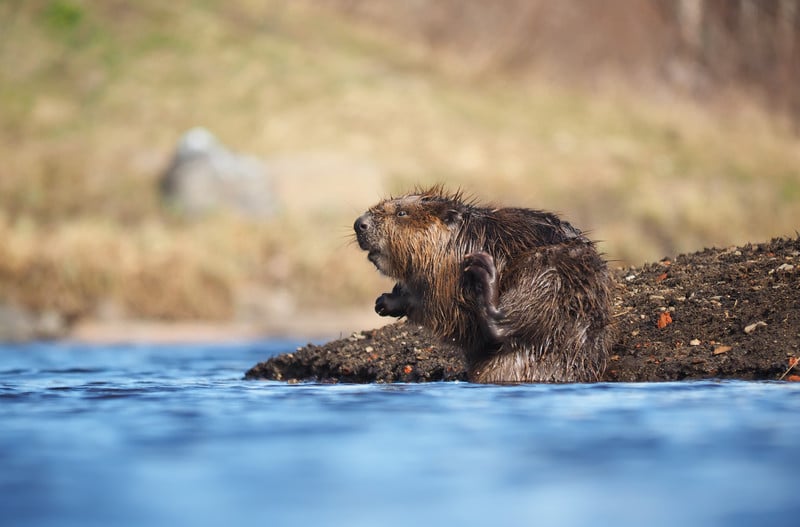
[1,0,798,326]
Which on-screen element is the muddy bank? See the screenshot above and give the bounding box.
[246,237,800,383]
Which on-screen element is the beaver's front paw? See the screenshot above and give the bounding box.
[375,292,408,317]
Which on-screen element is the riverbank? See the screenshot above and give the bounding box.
[247,236,800,383]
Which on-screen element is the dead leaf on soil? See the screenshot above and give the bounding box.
[656,272,668,282]
[785,375,800,382]
[713,345,732,355]
[656,312,672,329]
[402,364,413,374]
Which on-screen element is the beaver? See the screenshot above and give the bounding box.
[354,187,615,383]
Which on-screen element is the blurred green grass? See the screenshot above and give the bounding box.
[1,0,798,324]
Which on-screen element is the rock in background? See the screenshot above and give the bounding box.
[160,128,277,219]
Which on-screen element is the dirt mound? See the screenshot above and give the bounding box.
[609,236,799,381]
[246,322,465,383]
[246,237,800,383]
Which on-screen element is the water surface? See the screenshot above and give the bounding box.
[1,340,798,527]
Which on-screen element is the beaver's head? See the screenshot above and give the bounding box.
[354,188,467,279]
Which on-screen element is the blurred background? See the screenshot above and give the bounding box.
[1,0,798,341]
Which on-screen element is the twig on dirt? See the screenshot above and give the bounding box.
[613,307,634,318]
[777,357,799,381]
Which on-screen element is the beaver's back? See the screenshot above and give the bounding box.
[453,206,588,268]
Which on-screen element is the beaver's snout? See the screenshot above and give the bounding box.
[354,213,371,233]
[354,213,376,251]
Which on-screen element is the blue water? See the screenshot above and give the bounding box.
[1,341,798,527]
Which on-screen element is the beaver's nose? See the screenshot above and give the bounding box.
[354,214,372,234]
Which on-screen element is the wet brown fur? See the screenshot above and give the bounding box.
[354,186,615,383]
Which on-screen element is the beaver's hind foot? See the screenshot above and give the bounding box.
[463,251,509,342]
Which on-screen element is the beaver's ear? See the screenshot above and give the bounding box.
[442,207,463,226]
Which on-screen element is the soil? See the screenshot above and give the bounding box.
[245,236,800,383]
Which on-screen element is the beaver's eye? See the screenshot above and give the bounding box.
[397,210,407,217]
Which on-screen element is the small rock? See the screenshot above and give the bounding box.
[713,345,732,355]
[364,346,374,353]
[689,339,701,346]
[770,263,795,274]
[743,321,767,334]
